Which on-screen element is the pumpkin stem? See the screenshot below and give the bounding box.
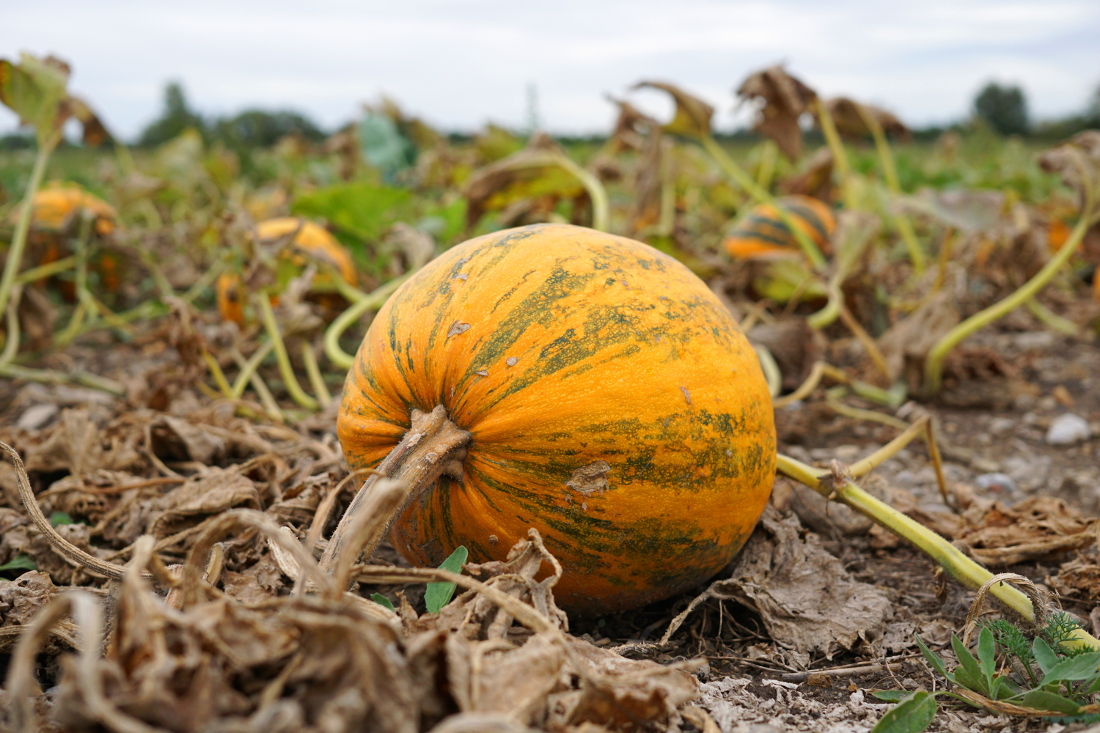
[320,404,471,582]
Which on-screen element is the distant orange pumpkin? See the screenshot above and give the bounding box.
[216,218,357,324]
[723,195,835,260]
[256,218,357,287]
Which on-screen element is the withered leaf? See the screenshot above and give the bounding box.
[462,134,588,231]
[151,469,261,538]
[822,97,910,141]
[1040,130,1100,218]
[662,507,893,661]
[633,80,714,139]
[0,571,58,628]
[736,65,817,160]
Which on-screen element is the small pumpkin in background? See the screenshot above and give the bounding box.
[723,194,836,260]
[337,223,776,615]
[8,183,120,297]
[23,185,117,237]
[216,217,357,324]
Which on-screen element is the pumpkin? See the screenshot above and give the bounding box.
[216,218,357,324]
[22,185,117,237]
[723,195,835,260]
[9,184,120,298]
[337,223,776,615]
[255,217,357,287]
[215,273,247,325]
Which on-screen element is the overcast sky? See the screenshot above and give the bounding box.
[3,0,1099,140]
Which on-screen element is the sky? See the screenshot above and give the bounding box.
[3,0,1099,141]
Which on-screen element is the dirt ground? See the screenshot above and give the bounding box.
[1,315,1099,733]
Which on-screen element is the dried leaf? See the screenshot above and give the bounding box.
[662,507,893,661]
[778,147,834,201]
[878,287,961,387]
[0,53,110,148]
[151,469,261,538]
[0,570,58,627]
[736,65,817,160]
[462,136,589,230]
[957,496,1099,566]
[822,97,910,141]
[633,80,714,139]
[1040,131,1100,219]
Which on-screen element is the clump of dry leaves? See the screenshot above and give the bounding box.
[0,431,706,733]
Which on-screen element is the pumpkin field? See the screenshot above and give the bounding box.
[3,53,1100,733]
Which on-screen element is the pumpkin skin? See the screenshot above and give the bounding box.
[723,195,835,260]
[338,223,776,615]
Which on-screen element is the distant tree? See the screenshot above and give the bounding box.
[974,82,1029,136]
[138,82,205,147]
[1087,83,1100,127]
[210,110,325,150]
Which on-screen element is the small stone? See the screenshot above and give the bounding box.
[1005,454,1052,492]
[975,473,1019,495]
[988,416,1016,434]
[1046,413,1092,445]
[833,445,860,462]
[17,403,58,430]
[894,469,916,486]
[970,457,1001,474]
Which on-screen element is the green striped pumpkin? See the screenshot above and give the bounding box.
[723,195,836,260]
[338,223,776,614]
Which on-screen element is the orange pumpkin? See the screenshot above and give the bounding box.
[723,195,835,260]
[216,218,357,324]
[22,185,117,237]
[215,273,246,325]
[11,184,120,299]
[256,217,356,287]
[338,223,776,615]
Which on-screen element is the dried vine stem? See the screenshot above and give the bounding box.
[5,590,159,733]
[2,440,130,579]
[319,405,471,576]
[352,566,556,634]
[961,573,1050,646]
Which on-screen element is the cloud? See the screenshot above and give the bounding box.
[2,0,1098,139]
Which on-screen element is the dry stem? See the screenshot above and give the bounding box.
[319,405,471,582]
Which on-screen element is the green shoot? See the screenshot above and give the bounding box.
[425,545,469,614]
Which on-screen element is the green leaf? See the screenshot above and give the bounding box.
[1033,637,1061,674]
[977,627,997,691]
[872,690,914,702]
[1020,689,1084,715]
[292,182,413,244]
[359,111,415,183]
[424,546,468,614]
[951,634,985,693]
[1040,652,1100,685]
[870,691,938,733]
[0,53,69,146]
[915,635,949,680]
[0,555,37,573]
[370,593,395,612]
[50,511,74,526]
